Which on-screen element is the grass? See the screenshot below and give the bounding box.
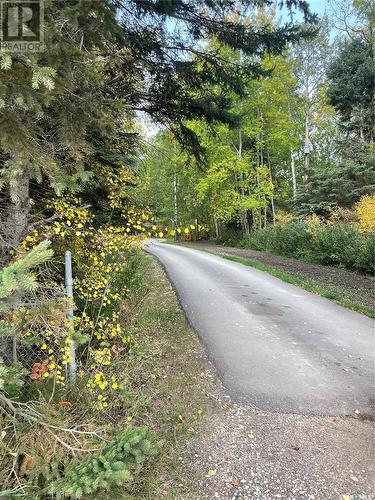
[117,254,220,498]
[192,249,375,319]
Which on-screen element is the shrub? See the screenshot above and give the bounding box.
[47,427,156,499]
[237,222,374,274]
[0,358,28,397]
[239,222,312,258]
[275,222,312,258]
[357,232,375,274]
[328,206,357,224]
[217,227,243,246]
[355,195,375,233]
[310,224,361,268]
[275,210,295,226]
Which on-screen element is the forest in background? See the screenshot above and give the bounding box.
[0,0,373,497]
[139,0,374,274]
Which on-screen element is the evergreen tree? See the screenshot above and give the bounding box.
[0,1,128,258]
[114,0,316,151]
[296,142,375,215]
[0,241,52,308]
[327,37,374,142]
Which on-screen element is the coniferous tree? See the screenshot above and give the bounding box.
[327,37,374,142]
[0,1,128,258]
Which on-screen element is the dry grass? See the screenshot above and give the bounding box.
[123,255,221,498]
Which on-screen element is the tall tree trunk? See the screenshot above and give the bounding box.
[255,166,261,229]
[240,212,250,235]
[255,106,266,230]
[270,196,276,226]
[247,210,254,231]
[290,147,297,200]
[303,110,310,175]
[173,172,179,240]
[267,152,276,225]
[237,129,250,235]
[214,217,221,239]
[3,168,30,261]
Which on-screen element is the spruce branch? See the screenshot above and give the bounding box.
[0,240,53,300]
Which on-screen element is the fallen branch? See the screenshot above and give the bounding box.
[0,392,18,414]
[0,392,106,452]
[45,429,99,454]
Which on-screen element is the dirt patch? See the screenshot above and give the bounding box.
[179,242,375,312]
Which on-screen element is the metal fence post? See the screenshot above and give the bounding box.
[64,250,76,383]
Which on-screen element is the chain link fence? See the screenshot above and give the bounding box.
[1,252,76,383]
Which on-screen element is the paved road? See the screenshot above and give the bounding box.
[145,240,375,416]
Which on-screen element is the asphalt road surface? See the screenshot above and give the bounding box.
[145,240,375,416]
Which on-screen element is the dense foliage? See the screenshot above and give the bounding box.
[141,0,374,256]
[236,220,375,274]
[0,0,373,496]
[47,427,155,499]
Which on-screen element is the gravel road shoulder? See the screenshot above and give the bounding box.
[148,247,375,499]
[181,364,375,500]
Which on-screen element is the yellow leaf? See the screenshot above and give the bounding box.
[206,469,217,478]
[247,433,255,439]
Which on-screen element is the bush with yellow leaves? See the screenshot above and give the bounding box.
[15,164,152,400]
[275,210,295,227]
[355,195,375,233]
[16,163,208,409]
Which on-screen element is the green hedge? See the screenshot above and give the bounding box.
[237,223,375,274]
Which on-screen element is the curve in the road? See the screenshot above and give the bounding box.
[145,240,375,416]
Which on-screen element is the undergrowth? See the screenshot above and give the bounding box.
[0,255,217,498]
[234,223,375,274]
